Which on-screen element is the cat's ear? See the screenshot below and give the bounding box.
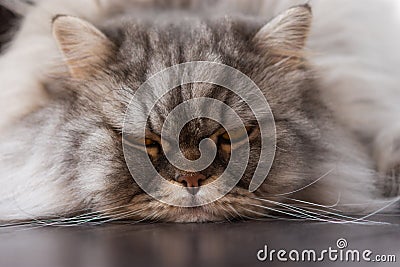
[253,4,312,56]
[52,15,115,79]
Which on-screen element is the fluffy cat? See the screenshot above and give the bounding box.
[0,0,399,223]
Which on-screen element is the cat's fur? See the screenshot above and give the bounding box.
[0,0,399,223]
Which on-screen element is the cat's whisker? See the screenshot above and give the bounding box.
[224,203,249,221]
[241,206,310,222]
[51,205,146,226]
[247,203,324,222]
[218,205,234,223]
[284,195,400,223]
[325,198,400,207]
[228,203,300,222]
[53,201,138,223]
[249,197,346,222]
[0,199,139,228]
[282,195,342,210]
[250,197,390,225]
[254,196,352,219]
[90,209,147,225]
[346,196,400,225]
[272,167,336,197]
[215,203,235,222]
[0,221,40,229]
[39,208,146,227]
[275,145,289,152]
[221,203,260,222]
[246,200,376,224]
[119,210,162,225]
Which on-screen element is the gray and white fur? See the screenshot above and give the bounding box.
[0,0,399,223]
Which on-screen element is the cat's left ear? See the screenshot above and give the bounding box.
[52,15,115,79]
[253,4,312,56]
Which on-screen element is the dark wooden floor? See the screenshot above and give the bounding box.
[0,215,399,267]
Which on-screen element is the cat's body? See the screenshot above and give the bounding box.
[0,0,399,223]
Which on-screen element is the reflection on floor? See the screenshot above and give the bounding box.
[0,215,399,267]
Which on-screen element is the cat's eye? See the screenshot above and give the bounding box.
[124,136,158,147]
[124,136,161,159]
[123,134,161,154]
[144,138,158,147]
[219,126,253,144]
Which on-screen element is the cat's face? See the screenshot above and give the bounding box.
[51,5,330,222]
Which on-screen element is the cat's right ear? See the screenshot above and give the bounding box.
[52,15,115,79]
[253,5,312,58]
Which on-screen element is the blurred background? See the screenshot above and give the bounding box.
[0,3,19,53]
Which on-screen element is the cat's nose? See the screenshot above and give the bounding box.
[176,173,206,187]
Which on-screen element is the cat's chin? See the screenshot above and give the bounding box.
[170,207,228,223]
[118,188,267,222]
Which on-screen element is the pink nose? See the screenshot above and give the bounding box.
[176,173,206,187]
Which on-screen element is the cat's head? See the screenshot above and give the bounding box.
[50,5,330,222]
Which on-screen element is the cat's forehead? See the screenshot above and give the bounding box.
[112,16,251,73]
[109,16,260,136]
[144,84,252,136]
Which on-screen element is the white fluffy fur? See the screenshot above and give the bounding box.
[0,0,400,220]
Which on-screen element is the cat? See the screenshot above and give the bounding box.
[0,0,399,223]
